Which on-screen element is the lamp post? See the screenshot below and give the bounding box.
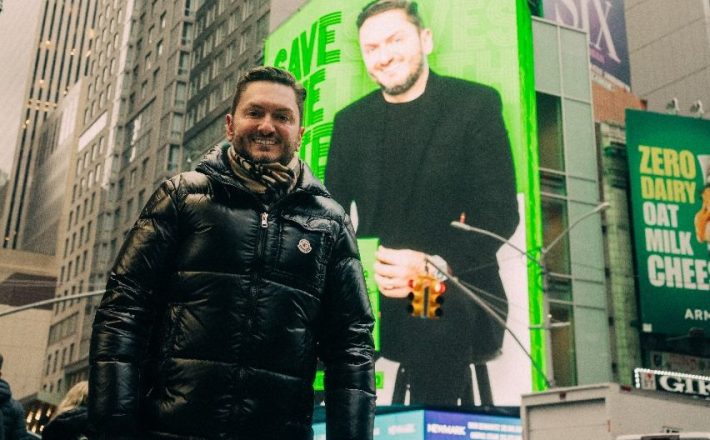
[450,201,610,388]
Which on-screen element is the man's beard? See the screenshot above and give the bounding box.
[233,134,297,166]
[378,60,424,96]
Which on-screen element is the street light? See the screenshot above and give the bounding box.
[690,100,705,118]
[425,255,555,389]
[449,201,610,387]
[0,289,105,319]
[666,98,679,115]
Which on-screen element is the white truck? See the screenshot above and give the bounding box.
[616,435,710,440]
[521,383,710,440]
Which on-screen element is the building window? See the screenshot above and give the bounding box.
[537,92,565,171]
[170,113,184,138]
[127,198,134,218]
[197,98,206,120]
[181,22,193,45]
[167,144,180,171]
[242,0,253,20]
[153,67,160,89]
[256,13,269,42]
[175,82,186,106]
[178,52,189,75]
[199,68,209,89]
[229,9,239,33]
[239,29,249,54]
[138,190,146,209]
[142,158,150,178]
[549,302,576,386]
[542,197,570,275]
[186,108,196,130]
[209,89,219,111]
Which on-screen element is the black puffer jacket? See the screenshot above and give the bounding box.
[41,406,88,440]
[89,145,375,439]
[0,378,27,440]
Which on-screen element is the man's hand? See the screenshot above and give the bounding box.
[374,246,427,298]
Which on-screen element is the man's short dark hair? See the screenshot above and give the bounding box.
[230,66,307,126]
[356,0,424,30]
[0,352,3,370]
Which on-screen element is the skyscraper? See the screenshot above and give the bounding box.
[0,0,44,208]
[39,0,197,413]
[1,0,97,250]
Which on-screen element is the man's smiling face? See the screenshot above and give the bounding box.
[359,9,432,98]
[225,80,304,165]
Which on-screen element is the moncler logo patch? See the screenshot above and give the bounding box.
[298,239,312,254]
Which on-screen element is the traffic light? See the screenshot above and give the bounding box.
[427,279,446,319]
[407,275,446,319]
[407,277,426,317]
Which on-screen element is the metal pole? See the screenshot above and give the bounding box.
[0,290,106,318]
[451,201,610,389]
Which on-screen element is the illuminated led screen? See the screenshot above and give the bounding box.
[313,409,522,440]
[265,0,545,405]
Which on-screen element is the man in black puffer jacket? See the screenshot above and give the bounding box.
[0,354,29,440]
[88,67,376,439]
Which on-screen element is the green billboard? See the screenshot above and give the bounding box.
[627,109,710,336]
[265,0,544,405]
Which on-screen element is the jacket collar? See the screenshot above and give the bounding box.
[195,142,330,198]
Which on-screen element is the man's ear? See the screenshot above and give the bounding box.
[421,28,433,56]
[295,126,305,151]
[225,114,234,140]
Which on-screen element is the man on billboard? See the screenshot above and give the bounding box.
[325,0,519,405]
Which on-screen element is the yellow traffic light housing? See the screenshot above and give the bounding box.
[407,275,446,319]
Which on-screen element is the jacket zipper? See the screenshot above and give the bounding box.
[244,212,269,367]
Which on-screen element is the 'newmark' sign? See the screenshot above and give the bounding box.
[635,368,710,398]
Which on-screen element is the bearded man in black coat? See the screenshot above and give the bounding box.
[326,0,519,406]
[89,67,375,439]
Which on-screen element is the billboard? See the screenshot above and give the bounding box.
[313,409,522,440]
[626,109,710,336]
[265,0,545,405]
[543,0,631,87]
[635,368,710,399]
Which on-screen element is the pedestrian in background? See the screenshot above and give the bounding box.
[42,381,88,440]
[0,354,29,440]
